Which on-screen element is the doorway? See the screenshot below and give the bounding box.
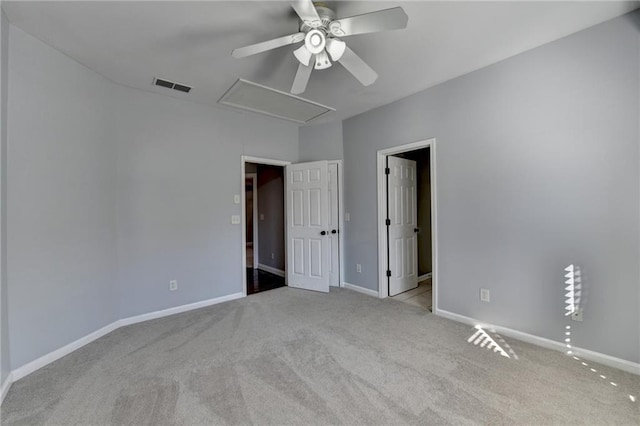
[243,159,287,295]
[377,139,438,312]
[242,157,344,297]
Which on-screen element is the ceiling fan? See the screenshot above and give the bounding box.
[231,1,408,94]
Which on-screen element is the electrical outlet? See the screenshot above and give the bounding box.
[231,215,240,224]
[480,288,490,302]
[169,280,178,291]
[271,253,275,259]
[260,213,264,221]
[356,264,362,273]
[571,308,583,322]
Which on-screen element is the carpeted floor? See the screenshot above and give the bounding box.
[2,287,638,425]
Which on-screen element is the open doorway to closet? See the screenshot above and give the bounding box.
[377,139,437,312]
[244,161,286,295]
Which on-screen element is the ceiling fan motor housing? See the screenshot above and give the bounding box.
[300,3,336,32]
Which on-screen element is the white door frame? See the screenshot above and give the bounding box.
[327,160,344,288]
[245,173,259,269]
[376,139,438,313]
[241,156,291,297]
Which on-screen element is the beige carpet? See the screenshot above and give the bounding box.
[2,287,638,425]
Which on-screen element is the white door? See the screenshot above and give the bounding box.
[388,156,418,296]
[328,163,340,287]
[286,161,330,293]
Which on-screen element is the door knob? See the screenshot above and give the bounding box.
[320,230,327,235]
[331,229,337,234]
[414,228,419,233]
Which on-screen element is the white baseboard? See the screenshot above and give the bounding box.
[12,321,121,382]
[11,292,245,383]
[1,373,12,405]
[257,263,285,278]
[437,309,640,376]
[418,273,432,282]
[343,282,379,298]
[119,292,243,327]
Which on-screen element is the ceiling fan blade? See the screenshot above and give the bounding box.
[232,32,305,58]
[337,46,378,86]
[329,7,408,37]
[291,60,314,94]
[291,0,322,28]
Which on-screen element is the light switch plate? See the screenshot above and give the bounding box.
[345,213,350,222]
[480,288,490,302]
[233,194,240,204]
[260,213,264,221]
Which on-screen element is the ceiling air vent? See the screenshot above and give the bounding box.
[153,77,192,93]
[218,79,334,124]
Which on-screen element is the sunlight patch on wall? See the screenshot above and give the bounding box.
[562,264,635,404]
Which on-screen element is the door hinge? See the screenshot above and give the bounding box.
[386,270,391,277]
[385,167,390,175]
[385,218,391,226]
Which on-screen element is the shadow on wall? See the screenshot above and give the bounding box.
[625,8,640,30]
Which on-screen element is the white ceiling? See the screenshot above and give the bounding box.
[3,1,638,124]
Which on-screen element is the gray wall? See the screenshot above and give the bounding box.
[7,26,118,369]
[1,9,10,386]
[256,165,285,271]
[5,24,299,370]
[299,122,343,162]
[114,87,298,319]
[343,13,639,363]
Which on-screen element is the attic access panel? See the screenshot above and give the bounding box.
[218,79,334,124]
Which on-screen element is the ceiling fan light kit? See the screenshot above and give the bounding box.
[231,0,408,95]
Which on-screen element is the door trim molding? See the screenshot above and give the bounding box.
[245,173,259,269]
[241,156,291,297]
[327,160,344,288]
[376,139,438,312]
